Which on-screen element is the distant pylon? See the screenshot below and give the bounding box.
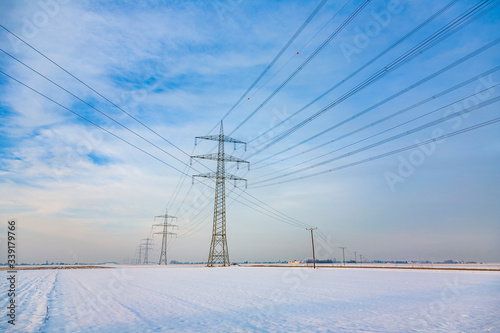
[136,244,143,264]
[153,212,178,265]
[141,238,153,264]
[191,121,249,266]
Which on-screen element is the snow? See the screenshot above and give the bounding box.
[1,266,499,332]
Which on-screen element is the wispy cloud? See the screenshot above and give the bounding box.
[0,0,499,263]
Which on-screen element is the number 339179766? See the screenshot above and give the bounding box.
[8,220,16,269]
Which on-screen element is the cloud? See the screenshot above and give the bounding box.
[0,0,499,263]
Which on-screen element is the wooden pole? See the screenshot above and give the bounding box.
[306,228,317,269]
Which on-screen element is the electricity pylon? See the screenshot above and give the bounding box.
[136,244,142,264]
[153,213,178,265]
[191,121,249,267]
[141,238,153,264]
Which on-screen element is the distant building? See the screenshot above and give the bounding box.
[288,260,299,264]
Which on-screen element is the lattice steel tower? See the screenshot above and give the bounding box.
[153,213,178,265]
[191,121,249,266]
[141,238,153,264]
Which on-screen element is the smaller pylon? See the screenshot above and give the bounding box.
[153,213,178,265]
[136,244,143,264]
[141,238,153,264]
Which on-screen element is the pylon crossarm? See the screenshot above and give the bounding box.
[152,223,178,227]
[195,135,219,144]
[191,153,249,164]
[191,153,218,161]
[193,172,216,180]
[195,135,246,146]
[154,232,177,236]
[155,214,177,219]
[193,172,246,181]
[225,155,249,165]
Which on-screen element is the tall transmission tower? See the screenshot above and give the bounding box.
[153,213,178,265]
[191,121,249,267]
[141,238,153,264]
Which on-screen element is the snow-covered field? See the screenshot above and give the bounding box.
[1,265,499,332]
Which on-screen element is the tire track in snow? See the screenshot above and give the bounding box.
[38,271,60,331]
[122,270,274,332]
[0,270,58,332]
[47,269,161,332]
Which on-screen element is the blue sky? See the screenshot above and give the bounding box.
[0,0,499,264]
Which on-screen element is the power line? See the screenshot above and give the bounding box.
[235,188,312,229]
[0,24,192,160]
[253,50,500,170]
[248,0,461,145]
[239,189,310,228]
[250,115,500,188]
[247,0,497,157]
[244,0,352,103]
[0,69,262,228]
[0,48,211,173]
[252,72,500,181]
[161,0,478,230]
[11,0,337,237]
[165,145,203,217]
[0,25,234,239]
[175,182,243,239]
[228,0,372,136]
[252,94,499,185]
[164,171,310,239]
[206,0,330,135]
[175,179,312,240]
[0,69,192,176]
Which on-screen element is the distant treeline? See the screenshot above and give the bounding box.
[305,259,338,264]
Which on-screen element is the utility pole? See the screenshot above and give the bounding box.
[141,238,153,264]
[339,247,347,266]
[153,213,178,265]
[354,251,357,264]
[191,121,249,267]
[306,227,318,269]
[360,254,363,265]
